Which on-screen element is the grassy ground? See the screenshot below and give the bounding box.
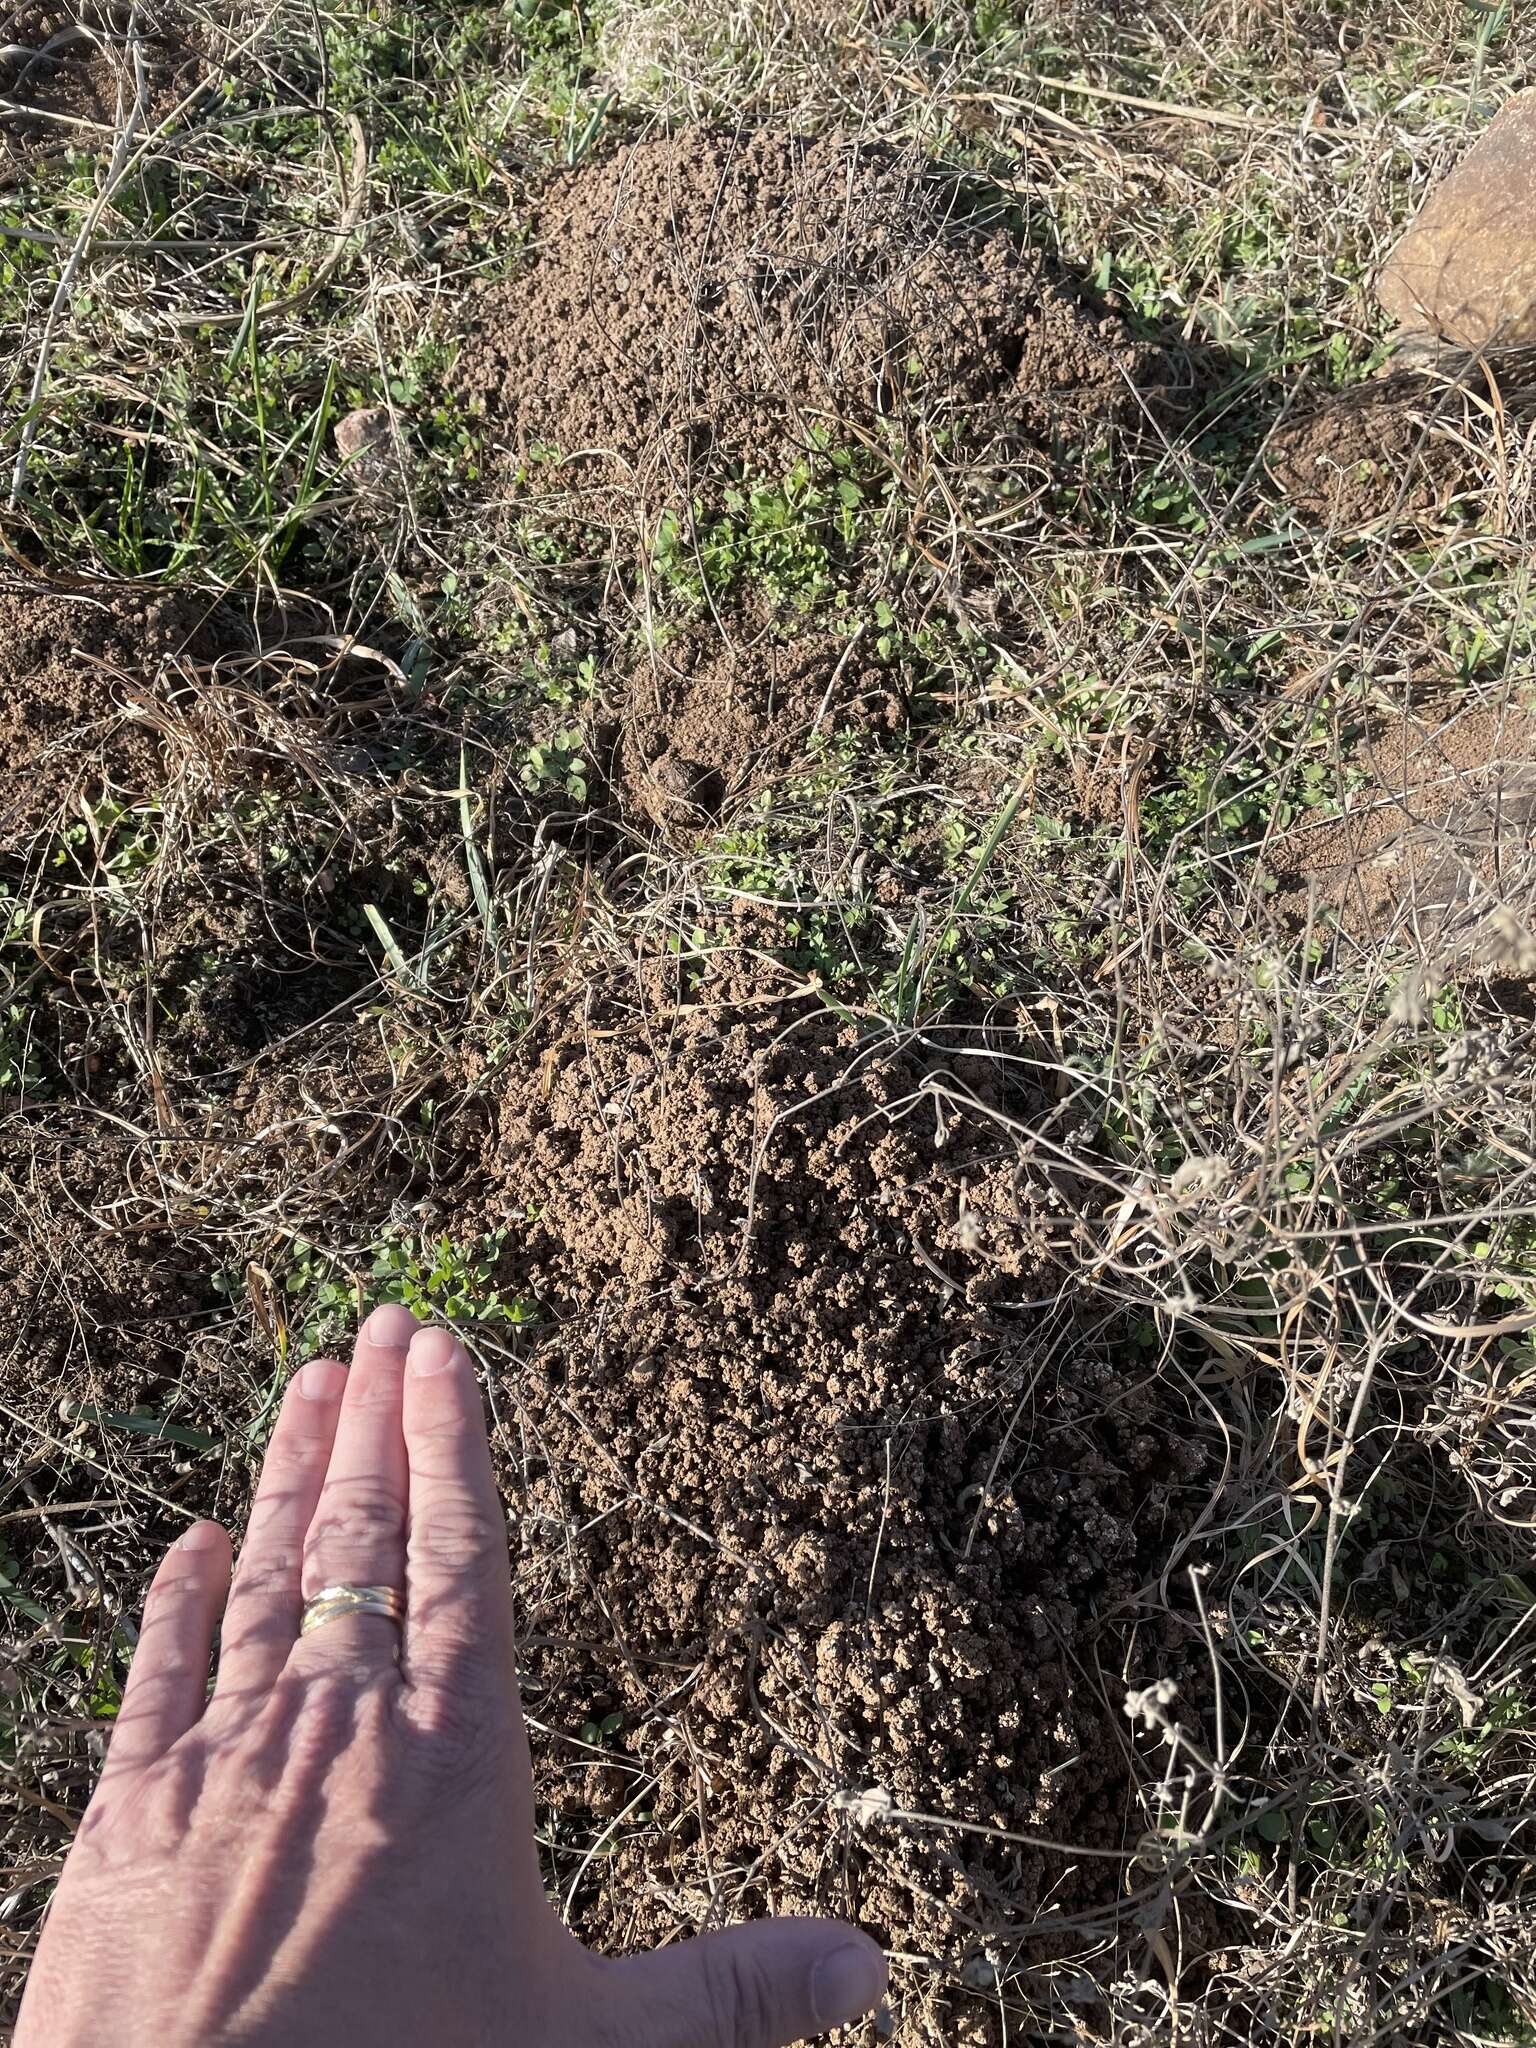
[4,0,1536,2041]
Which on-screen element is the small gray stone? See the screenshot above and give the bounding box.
[1379,92,1536,350]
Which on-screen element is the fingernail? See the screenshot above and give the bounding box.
[178,1520,224,1552]
[407,1326,460,1377]
[297,1357,347,1401]
[811,1940,887,2031]
[363,1301,419,1349]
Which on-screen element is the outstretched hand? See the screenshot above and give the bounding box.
[16,1306,887,2047]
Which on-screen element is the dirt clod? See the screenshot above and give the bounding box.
[332,405,397,490]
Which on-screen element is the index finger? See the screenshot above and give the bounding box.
[399,1324,517,1693]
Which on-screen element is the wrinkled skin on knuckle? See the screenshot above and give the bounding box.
[116,1664,197,1725]
[227,1548,304,1605]
[144,1567,216,1626]
[306,1476,408,1559]
[395,1653,516,1806]
[238,1479,317,1550]
[412,1495,507,1572]
[399,1644,496,1735]
[257,1669,363,1779]
[235,1677,399,1847]
[259,1427,332,1488]
[348,1363,408,1408]
[215,1555,306,1680]
[190,1676,355,1822]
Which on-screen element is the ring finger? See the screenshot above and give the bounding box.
[297,1301,420,1663]
[211,1354,348,1708]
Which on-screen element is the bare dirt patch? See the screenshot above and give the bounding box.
[0,580,207,849]
[1264,372,1496,531]
[1,1,201,165]
[0,1130,219,1414]
[477,948,1212,2003]
[456,127,1164,500]
[1269,694,1536,969]
[0,584,437,1088]
[607,607,896,831]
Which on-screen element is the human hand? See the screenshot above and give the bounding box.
[14,1306,887,2047]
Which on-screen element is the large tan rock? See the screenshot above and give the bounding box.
[1379,92,1536,350]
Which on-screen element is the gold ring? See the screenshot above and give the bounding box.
[300,1583,406,1637]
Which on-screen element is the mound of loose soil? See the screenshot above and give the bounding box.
[477,949,1211,1999]
[1264,373,1490,531]
[1270,696,1536,969]
[457,128,1162,495]
[609,610,896,830]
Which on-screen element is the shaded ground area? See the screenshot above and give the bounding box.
[0,581,205,847]
[0,583,433,1089]
[477,952,1211,1976]
[0,0,202,164]
[0,584,433,1436]
[457,128,1164,501]
[0,1128,220,1411]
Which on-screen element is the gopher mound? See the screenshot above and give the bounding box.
[1264,373,1496,531]
[611,610,897,831]
[1270,695,1536,972]
[458,128,1161,496]
[478,957,1211,2004]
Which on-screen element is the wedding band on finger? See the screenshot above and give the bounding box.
[299,1583,406,1638]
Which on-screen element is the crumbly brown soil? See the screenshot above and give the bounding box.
[0,1,202,166]
[1264,372,1491,531]
[0,580,212,847]
[1269,695,1536,968]
[477,946,1211,2004]
[608,608,897,831]
[457,128,1164,499]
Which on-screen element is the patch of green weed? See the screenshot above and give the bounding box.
[220,1228,540,1364]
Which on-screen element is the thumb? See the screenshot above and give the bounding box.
[596,1915,887,2048]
